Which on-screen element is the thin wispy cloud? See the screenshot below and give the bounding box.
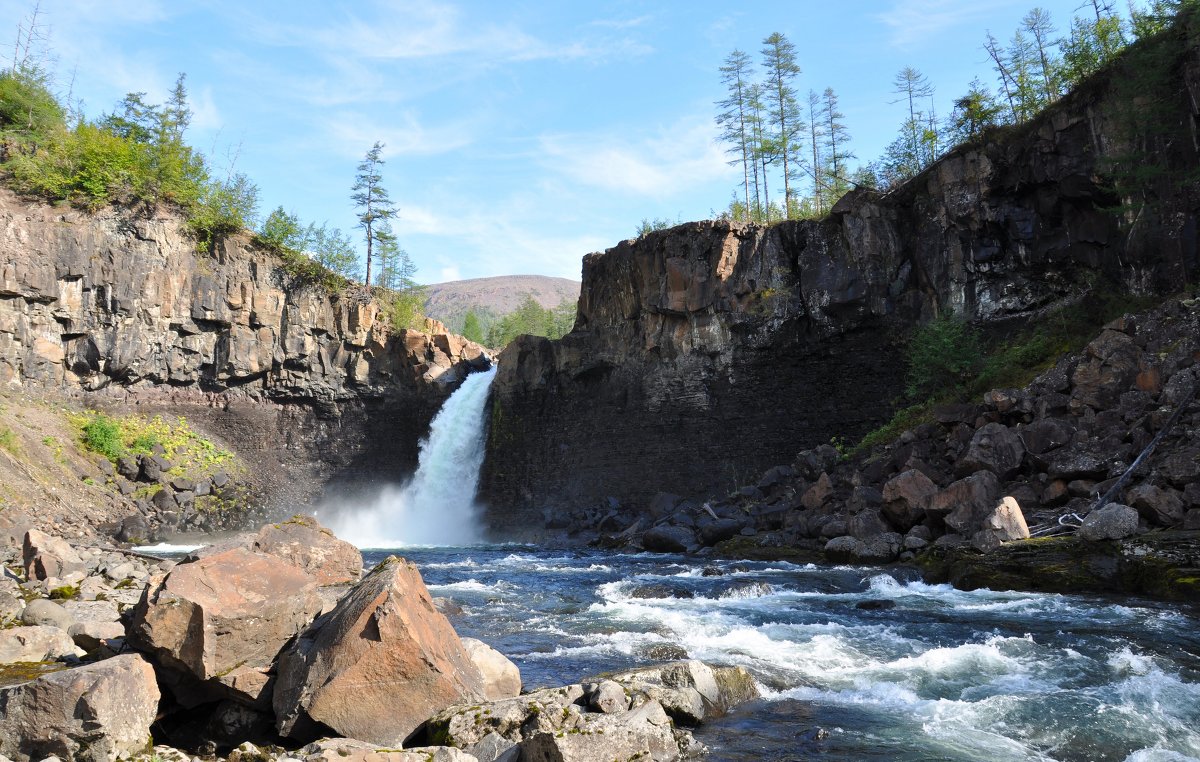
[539,117,735,198]
[875,0,1018,49]
[326,111,476,158]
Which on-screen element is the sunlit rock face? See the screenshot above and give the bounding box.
[0,188,490,512]
[482,45,1200,529]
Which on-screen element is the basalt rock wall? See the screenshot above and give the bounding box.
[0,189,488,515]
[481,24,1200,530]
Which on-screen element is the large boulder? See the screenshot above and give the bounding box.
[298,738,478,762]
[604,660,758,725]
[1078,503,1140,541]
[881,469,938,531]
[520,700,681,762]
[250,515,363,585]
[641,525,697,553]
[22,529,86,582]
[274,556,487,746]
[927,471,1001,528]
[970,496,1031,550]
[1071,329,1141,409]
[129,546,325,704]
[0,654,159,762]
[0,625,80,663]
[957,423,1026,479]
[461,638,522,701]
[1126,484,1185,526]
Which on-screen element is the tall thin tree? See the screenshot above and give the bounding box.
[821,87,854,200]
[351,141,397,288]
[760,33,803,218]
[892,67,934,167]
[806,89,825,213]
[716,50,755,222]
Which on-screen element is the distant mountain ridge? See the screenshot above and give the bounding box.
[423,275,580,330]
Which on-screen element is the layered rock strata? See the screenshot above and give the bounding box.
[0,189,489,529]
[482,25,1200,527]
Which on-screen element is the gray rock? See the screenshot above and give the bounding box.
[461,638,522,701]
[0,625,81,663]
[958,423,1026,479]
[641,525,697,553]
[20,599,74,630]
[586,679,630,714]
[1078,503,1140,541]
[0,655,160,762]
[22,530,86,582]
[1126,484,1185,526]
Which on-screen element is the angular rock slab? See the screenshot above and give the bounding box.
[605,660,759,725]
[300,738,479,762]
[274,556,487,746]
[521,700,681,762]
[0,625,80,664]
[0,654,159,762]
[22,529,86,582]
[130,546,324,703]
[461,637,522,700]
[250,515,363,585]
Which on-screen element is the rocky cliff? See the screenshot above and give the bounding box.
[481,22,1200,529]
[0,189,488,533]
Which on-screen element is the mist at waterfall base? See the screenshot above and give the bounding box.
[326,367,496,548]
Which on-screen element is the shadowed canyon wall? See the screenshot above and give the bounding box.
[481,24,1200,530]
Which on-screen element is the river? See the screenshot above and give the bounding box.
[364,545,1200,762]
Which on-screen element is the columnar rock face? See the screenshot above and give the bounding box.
[482,34,1200,527]
[0,189,489,519]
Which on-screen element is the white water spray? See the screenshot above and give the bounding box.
[331,367,497,548]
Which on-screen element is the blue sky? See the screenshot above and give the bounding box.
[6,0,1116,283]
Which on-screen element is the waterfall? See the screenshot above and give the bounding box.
[330,367,497,548]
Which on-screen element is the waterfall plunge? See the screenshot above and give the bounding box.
[330,367,497,548]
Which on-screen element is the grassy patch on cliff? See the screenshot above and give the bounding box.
[71,410,235,475]
[849,287,1166,455]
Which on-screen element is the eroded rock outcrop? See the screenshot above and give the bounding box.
[482,26,1200,532]
[0,187,489,535]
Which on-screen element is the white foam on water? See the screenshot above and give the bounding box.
[329,368,496,547]
[132,542,203,554]
[426,578,514,595]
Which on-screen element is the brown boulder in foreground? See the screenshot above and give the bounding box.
[130,546,324,703]
[274,555,487,746]
[250,514,364,585]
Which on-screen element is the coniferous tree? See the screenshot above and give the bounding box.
[747,81,771,220]
[1059,2,1126,86]
[461,310,485,344]
[821,87,854,203]
[984,32,1020,122]
[806,89,825,214]
[760,33,803,218]
[1022,8,1061,103]
[351,141,397,287]
[716,50,755,222]
[949,78,1003,144]
[892,67,934,168]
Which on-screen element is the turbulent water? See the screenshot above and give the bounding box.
[366,546,1200,762]
[329,367,497,546]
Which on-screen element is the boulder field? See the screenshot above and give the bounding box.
[572,296,1200,600]
[0,515,759,761]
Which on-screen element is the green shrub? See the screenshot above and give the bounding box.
[0,69,64,135]
[904,314,983,401]
[0,427,17,454]
[81,414,124,461]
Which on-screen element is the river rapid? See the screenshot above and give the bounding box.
[363,546,1200,762]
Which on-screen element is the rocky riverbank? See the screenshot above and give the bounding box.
[0,516,758,761]
[559,294,1200,601]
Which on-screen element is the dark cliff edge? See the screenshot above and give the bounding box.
[0,189,489,536]
[481,19,1200,535]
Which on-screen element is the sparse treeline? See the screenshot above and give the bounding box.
[717,0,1194,220]
[715,35,856,223]
[458,295,576,349]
